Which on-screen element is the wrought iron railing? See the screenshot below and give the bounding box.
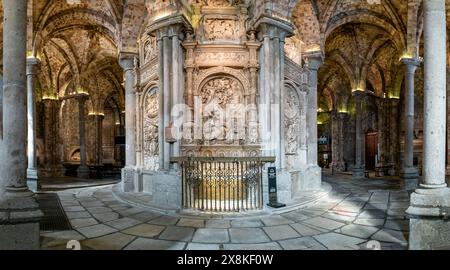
[171,157,275,212]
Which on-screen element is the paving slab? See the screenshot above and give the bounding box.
[313,233,365,250]
[122,224,165,238]
[77,224,118,238]
[82,232,136,250]
[229,228,270,244]
[192,229,229,243]
[105,217,142,230]
[125,238,186,250]
[263,225,300,241]
[278,237,327,250]
[159,226,195,242]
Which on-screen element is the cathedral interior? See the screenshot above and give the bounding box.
[0,0,450,251]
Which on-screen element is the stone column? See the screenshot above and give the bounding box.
[0,0,42,250]
[400,58,421,189]
[119,54,137,192]
[407,0,450,250]
[376,98,388,171]
[304,53,323,167]
[304,52,324,188]
[153,20,189,171]
[353,90,365,178]
[26,57,40,191]
[332,111,347,172]
[94,114,104,165]
[76,94,90,178]
[388,98,400,175]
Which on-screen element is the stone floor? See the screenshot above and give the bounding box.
[40,173,410,250]
[40,177,120,191]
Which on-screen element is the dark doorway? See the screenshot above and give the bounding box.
[365,132,378,170]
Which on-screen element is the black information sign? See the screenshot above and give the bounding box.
[267,167,286,208]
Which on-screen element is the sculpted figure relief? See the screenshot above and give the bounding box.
[200,77,243,142]
[284,88,301,156]
[204,19,239,41]
[143,92,159,171]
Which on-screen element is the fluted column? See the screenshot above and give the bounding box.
[407,0,450,250]
[353,90,365,178]
[26,57,40,191]
[400,58,421,189]
[0,0,42,250]
[76,94,90,178]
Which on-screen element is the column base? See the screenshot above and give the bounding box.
[352,167,365,178]
[304,165,322,190]
[332,162,346,173]
[27,168,40,192]
[407,187,450,250]
[400,167,419,191]
[77,166,90,179]
[0,188,43,250]
[122,167,138,192]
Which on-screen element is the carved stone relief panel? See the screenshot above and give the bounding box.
[200,76,244,143]
[284,86,300,156]
[143,35,158,64]
[284,84,307,169]
[194,51,248,67]
[203,18,240,42]
[143,89,160,171]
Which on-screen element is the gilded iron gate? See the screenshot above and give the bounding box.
[171,157,275,212]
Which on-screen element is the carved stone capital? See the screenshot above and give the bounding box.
[119,52,138,71]
[303,51,324,71]
[26,57,40,76]
[401,57,422,75]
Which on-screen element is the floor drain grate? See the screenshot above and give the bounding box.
[36,193,72,231]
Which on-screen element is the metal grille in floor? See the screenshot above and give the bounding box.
[36,193,72,231]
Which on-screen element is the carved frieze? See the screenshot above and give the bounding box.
[285,58,309,90]
[194,51,249,67]
[203,18,240,42]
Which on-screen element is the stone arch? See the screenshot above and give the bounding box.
[291,0,322,52]
[34,8,118,56]
[120,0,148,54]
[194,67,251,97]
[324,13,405,54]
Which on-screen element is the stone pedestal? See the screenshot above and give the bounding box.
[401,167,420,191]
[408,188,450,250]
